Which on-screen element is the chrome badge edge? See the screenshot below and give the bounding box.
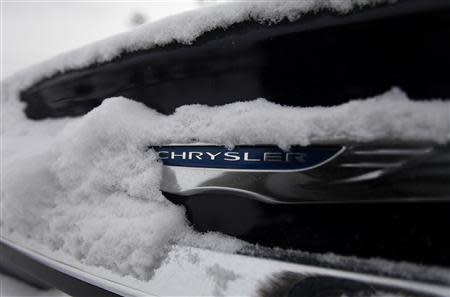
[150,145,345,172]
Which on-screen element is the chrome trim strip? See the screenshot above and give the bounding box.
[351,148,433,155]
[338,162,404,168]
[1,237,449,296]
[159,144,449,203]
[154,146,346,173]
[0,238,151,297]
[179,186,288,204]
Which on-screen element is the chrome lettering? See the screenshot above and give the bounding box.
[171,151,187,159]
[205,152,222,160]
[188,152,203,160]
[158,151,170,159]
[224,152,240,161]
[285,152,306,162]
[264,152,283,162]
[244,152,260,162]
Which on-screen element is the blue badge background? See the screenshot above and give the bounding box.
[152,146,343,171]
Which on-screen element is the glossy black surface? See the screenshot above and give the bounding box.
[22,0,450,119]
[0,242,119,297]
[167,193,450,267]
[287,276,427,297]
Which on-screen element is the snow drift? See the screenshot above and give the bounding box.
[2,88,245,280]
[2,83,449,280]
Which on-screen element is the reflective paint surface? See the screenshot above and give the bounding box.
[156,144,450,204]
[2,238,449,297]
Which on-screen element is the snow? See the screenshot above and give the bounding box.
[206,263,240,296]
[2,85,449,282]
[1,85,245,281]
[2,2,199,77]
[143,245,450,296]
[4,0,385,92]
[1,0,450,290]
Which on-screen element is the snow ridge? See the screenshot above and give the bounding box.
[3,0,385,97]
[2,86,449,280]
